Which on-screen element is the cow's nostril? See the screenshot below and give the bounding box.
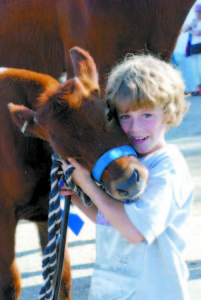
[116,189,129,197]
[134,169,139,182]
[116,169,139,197]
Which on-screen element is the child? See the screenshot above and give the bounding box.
[60,54,194,300]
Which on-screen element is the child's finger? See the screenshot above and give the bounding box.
[62,160,69,168]
[59,190,74,197]
[59,187,75,197]
[61,160,70,173]
[68,158,80,169]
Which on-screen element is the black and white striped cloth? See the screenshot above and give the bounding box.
[38,153,93,300]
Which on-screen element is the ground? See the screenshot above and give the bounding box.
[16,95,201,300]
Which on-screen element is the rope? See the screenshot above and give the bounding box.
[38,153,93,300]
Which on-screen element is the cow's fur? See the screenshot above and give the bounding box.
[0,0,194,89]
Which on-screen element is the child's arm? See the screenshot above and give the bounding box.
[59,187,98,223]
[63,159,144,244]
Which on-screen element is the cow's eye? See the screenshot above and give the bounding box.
[107,110,113,122]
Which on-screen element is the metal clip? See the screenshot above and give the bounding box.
[21,121,28,133]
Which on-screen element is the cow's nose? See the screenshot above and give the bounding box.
[116,169,139,197]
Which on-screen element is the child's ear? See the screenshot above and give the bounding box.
[166,117,173,125]
[163,109,172,125]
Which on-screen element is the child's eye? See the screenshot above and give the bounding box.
[143,113,152,118]
[120,115,129,120]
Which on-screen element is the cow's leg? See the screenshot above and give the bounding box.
[0,212,21,300]
[36,222,72,300]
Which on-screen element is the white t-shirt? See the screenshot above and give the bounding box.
[88,145,194,300]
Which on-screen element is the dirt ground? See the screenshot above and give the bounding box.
[16,95,201,300]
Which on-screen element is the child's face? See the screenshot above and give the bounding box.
[118,106,167,157]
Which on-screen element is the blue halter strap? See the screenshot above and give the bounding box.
[92,145,137,184]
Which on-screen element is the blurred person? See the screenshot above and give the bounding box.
[184,4,201,95]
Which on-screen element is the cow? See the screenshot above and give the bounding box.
[1,47,148,300]
[0,0,195,90]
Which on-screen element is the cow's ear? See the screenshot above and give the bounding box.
[7,103,50,140]
[70,46,100,95]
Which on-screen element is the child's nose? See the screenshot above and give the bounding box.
[130,119,142,132]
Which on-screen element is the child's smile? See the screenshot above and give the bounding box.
[118,106,167,157]
[131,136,149,144]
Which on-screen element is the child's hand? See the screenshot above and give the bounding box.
[58,160,76,197]
[59,185,76,198]
[61,160,71,174]
[67,158,95,193]
[59,184,84,208]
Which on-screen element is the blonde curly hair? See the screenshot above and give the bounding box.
[105,54,189,129]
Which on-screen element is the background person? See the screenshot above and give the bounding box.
[183,3,201,95]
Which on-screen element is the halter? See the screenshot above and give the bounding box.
[92,145,137,183]
[39,145,137,300]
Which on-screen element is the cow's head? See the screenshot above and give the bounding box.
[8,47,148,200]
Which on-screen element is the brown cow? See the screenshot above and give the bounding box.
[0,0,194,89]
[1,47,148,300]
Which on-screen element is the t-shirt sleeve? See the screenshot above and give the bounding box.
[124,163,176,245]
